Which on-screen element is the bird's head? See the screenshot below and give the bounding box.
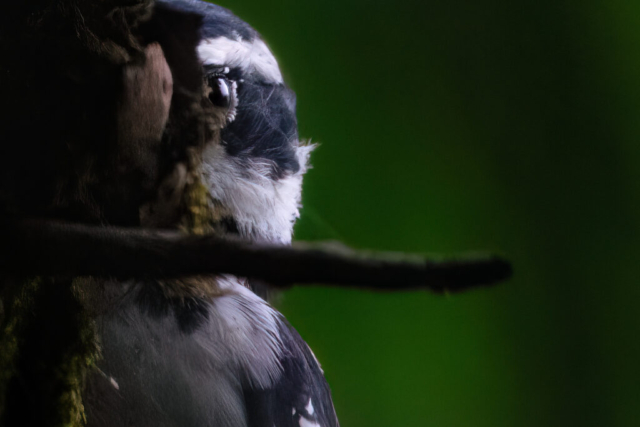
[161,0,312,244]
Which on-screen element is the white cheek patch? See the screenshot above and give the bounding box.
[202,143,315,244]
[198,36,284,84]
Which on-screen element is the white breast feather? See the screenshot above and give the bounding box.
[195,275,284,389]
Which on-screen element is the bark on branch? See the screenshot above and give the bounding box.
[0,219,511,292]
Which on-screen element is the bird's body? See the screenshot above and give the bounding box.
[82,1,338,426]
[84,276,336,427]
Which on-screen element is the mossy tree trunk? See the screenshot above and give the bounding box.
[0,1,209,425]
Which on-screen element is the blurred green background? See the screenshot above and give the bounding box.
[214,1,640,425]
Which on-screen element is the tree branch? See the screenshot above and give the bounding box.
[0,219,511,292]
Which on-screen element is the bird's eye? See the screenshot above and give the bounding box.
[205,68,238,123]
[208,76,231,109]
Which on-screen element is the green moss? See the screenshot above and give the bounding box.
[181,174,215,235]
[179,148,219,236]
[0,277,41,417]
[55,280,101,427]
[0,278,100,427]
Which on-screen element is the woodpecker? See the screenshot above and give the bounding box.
[82,1,339,426]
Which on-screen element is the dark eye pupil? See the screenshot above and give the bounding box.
[209,77,231,108]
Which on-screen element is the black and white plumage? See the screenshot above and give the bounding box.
[83,1,338,426]
[179,0,311,245]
